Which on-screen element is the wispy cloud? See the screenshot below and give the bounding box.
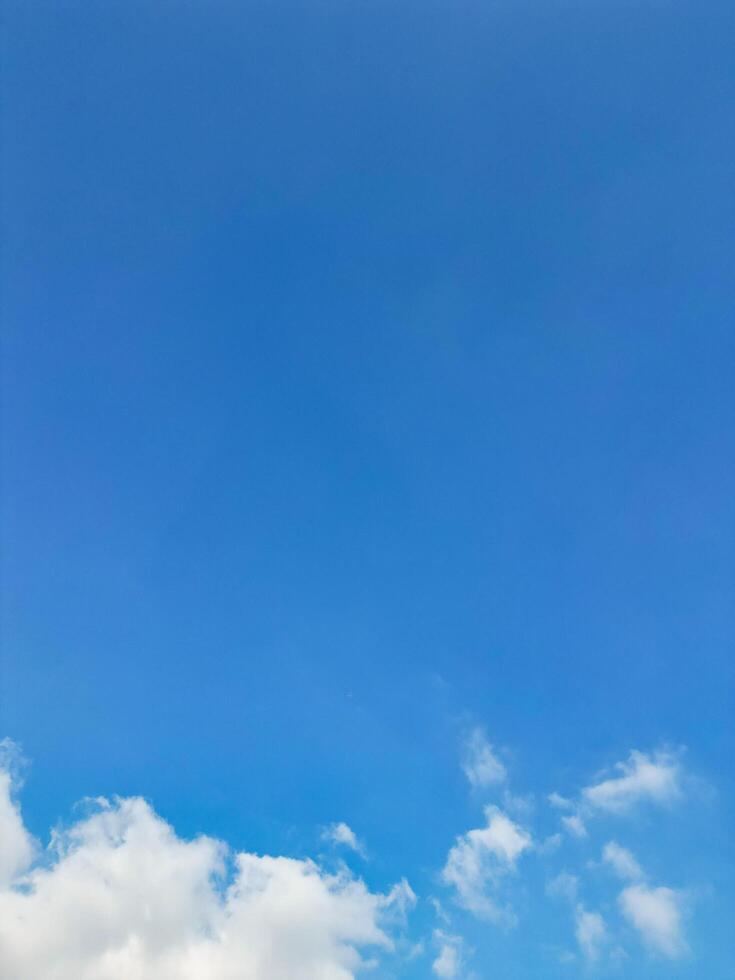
[560,813,587,839]
[322,821,366,857]
[543,749,694,963]
[547,791,573,810]
[550,748,684,841]
[441,806,531,923]
[1,737,703,976]
[574,904,608,961]
[602,841,644,881]
[432,930,467,978]
[582,750,682,815]
[461,728,506,790]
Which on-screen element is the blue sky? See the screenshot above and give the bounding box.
[1,1,733,977]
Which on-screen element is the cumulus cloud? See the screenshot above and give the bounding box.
[461,729,506,790]
[582,750,681,815]
[0,763,414,980]
[602,841,644,881]
[441,807,531,923]
[323,822,366,857]
[0,757,35,889]
[619,884,687,958]
[432,930,466,978]
[1,737,700,976]
[574,905,608,961]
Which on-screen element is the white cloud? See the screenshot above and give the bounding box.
[1,738,700,975]
[619,884,687,958]
[574,905,607,961]
[383,878,417,920]
[547,792,573,810]
[0,768,35,889]
[432,930,466,978]
[323,822,366,857]
[430,896,451,924]
[0,772,414,980]
[560,813,587,839]
[461,729,506,790]
[550,749,684,841]
[582,750,681,815]
[441,807,531,923]
[602,841,644,881]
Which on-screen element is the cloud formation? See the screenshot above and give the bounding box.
[441,806,531,923]
[551,748,684,843]
[431,930,466,979]
[560,813,587,839]
[619,883,687,958]
[0,768,413,980]
[0,771,35,890]
[323,822,366,857]
[461,728,506,790]
[0,736,702,977]
[574,905,607,961]
[547,792,573,810]
[582,750,681,815]
[602,841,644,881]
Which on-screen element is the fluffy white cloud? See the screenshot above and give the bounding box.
[574,905,607,961]
[550,750,683,842]
[1,737,700,976]
[461,729,506,790]
[582,750,681,815]
[323,822,365,857]
[602,841,644,881]
[0,770,35,889]
[441,807,531,923]
[431,930,465,978]
[0,772,414,980]
[619,884,687,958]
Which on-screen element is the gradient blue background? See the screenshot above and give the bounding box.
[2,1,733,975]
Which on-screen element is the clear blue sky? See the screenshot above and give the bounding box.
[1,2,733,977]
